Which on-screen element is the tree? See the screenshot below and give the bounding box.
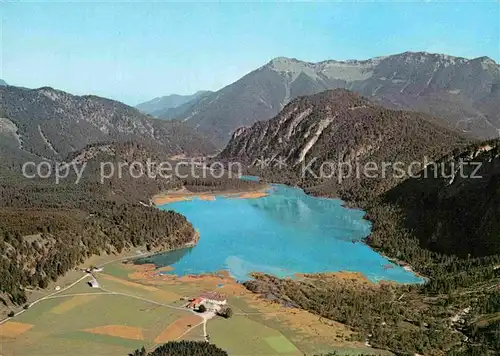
[130,341,228,356]
[129,346,147,356]
[38,278,48,289]
[198,304,207,313]
[218,307,233,319]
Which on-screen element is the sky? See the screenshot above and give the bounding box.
[1,1,499,105]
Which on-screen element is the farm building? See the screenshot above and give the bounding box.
[186,292,227,311]
[199,292,227,305]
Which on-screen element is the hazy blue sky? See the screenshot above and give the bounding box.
[1,1,499,105]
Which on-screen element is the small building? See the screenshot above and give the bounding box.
[88,279,99,288]
[186,292,227,311]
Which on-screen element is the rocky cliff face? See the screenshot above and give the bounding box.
[220,89,468,200]
[170,52,499,146]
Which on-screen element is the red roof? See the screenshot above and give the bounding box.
[187,297,203,308]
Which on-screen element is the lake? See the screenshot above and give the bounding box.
[138,184,423,284]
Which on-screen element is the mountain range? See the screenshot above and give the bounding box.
[0,86,216,162]
[0,79,7,86]
[220,89,468,200]
[157,51,499,146]
[136,90,211,117]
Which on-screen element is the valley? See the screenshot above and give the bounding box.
[3,155,498,355]
[0,243,386,356]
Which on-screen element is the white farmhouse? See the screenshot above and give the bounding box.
[199,291,227,306]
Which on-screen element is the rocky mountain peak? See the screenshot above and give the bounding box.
[288,88,367,110]
[477,56,496,64]
[136,90,213,116]
[161,51,499,147]
[220,88,467,201]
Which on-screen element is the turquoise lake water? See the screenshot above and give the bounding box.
[139,184,423,284]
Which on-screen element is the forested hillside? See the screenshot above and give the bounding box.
[221,89,468,201]
[383,139,500,258]
[0,84,216,306]
[0,86,215,160]
[0,142,195,305]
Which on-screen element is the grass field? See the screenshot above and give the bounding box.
[208,316,302,355]
[56,278,106,296]
[0,260,391,356]
[102,263,135,280]
[2,285,190,355]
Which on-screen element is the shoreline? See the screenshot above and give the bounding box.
[129,229,200,263]
[151,181,425,285]
[358,211,429,284]
[128,263,419,287]
[128,255,414,288]
[152,185,271,206]
[276,180,428,283]
[377,252,429,283]
[123,263,376,288]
